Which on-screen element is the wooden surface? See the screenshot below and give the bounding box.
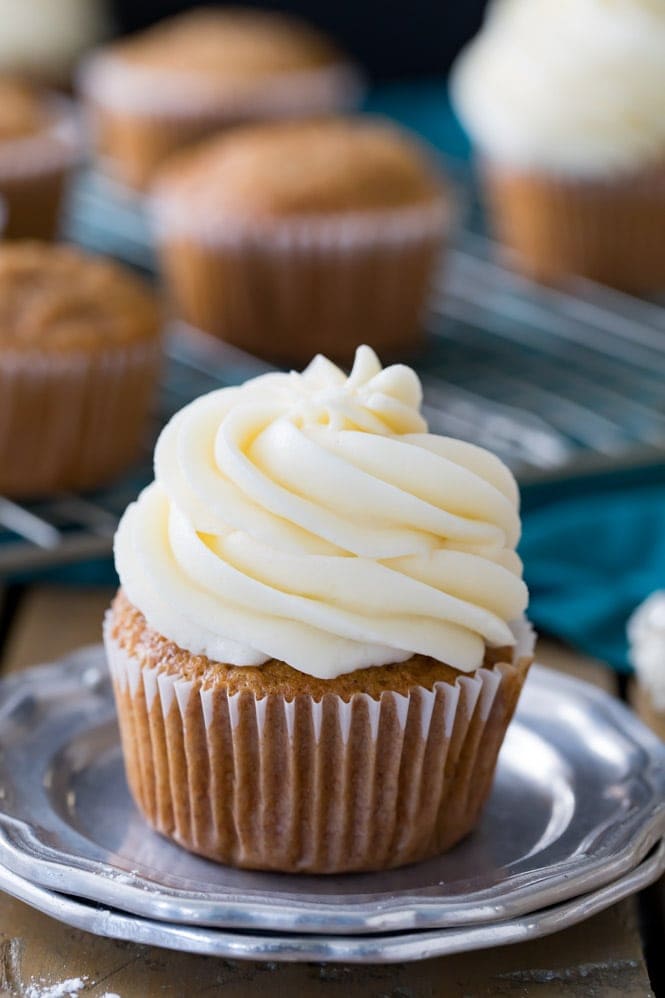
[0,585,657,998]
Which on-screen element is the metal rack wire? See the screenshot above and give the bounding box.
[2,173,664,576]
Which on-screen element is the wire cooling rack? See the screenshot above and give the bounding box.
[1,171,665,576]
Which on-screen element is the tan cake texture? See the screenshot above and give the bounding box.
[0,242,162,497]
[79,7,362,190]
[152,117,450,366]
[0,77,80,240]
[105,345,534,874]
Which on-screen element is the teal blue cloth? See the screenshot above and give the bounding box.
[520,481,665,672]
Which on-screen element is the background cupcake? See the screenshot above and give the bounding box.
[0,0,110,89]
[0,77,80,240]
[628,591,665,741]
[450,0,665,292]
[0,242,161,497]
[151,117,450,366]
[79,7,363,190]
[106,345,533,873]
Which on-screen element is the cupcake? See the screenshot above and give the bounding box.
[0,77,80,241]
[151,117,450,367]
[0,242,161,497]
[628,592,665,741]
[105,345,534,873]
[79,7,362,191]
[450,0,665,292]
[0,0,111,89]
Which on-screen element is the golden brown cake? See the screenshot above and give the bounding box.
[79,7,362,190]
[105,345,534,874]
[0,242,162,497]
[0,77,80,240]
[152,117,450,366]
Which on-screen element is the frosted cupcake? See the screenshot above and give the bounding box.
[0,242,161,497]
[105,345,534,873]
[0,77,79,240]
[450,0,665,292]
[0,0,110,89]
[79,7,362,190]
[151,117,450,366]
[628,592,665,741]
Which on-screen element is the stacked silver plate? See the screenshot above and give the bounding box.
[0,648,663,963]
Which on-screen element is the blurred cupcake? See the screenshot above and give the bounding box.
[0,242,161,497]
[0,0,111,89]
[0,77,80,240]
[105,344,534,873]
[628,591,665,741]
[451,0,665,292]
[151,117,450,366]
[79,7,363,190]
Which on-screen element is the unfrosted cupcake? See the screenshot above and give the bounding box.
[0,242,161,497]
[79,7,362,190]
[151,117,450,366]
[105,345,534,873]
[451,0,665,292]
[0,77,80,240]
[628,592,665,741]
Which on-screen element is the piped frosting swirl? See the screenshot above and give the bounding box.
[114,346,528,678]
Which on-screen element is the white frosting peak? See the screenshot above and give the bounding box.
[114,346,527,678]
[450,0,665,175]
[628,591,665,710]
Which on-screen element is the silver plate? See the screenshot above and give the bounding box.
[0,841,662,963]
[0,648,663,936]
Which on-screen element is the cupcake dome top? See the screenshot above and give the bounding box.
[450,0,665,175]
[109,7,345,79]
[0,78,48,142]
[153,118,444,219]
[0,243,160,351]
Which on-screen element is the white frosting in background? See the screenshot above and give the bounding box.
[450,0,665,175]
[114,346,528,679]
[628,591,665,710]
[0,0,110,79]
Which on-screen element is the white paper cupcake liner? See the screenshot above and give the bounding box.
[104,616,534,873]
[0,339,161,498]
[481,157,665,292]
[79,52,364,120]
[0,97,81,181]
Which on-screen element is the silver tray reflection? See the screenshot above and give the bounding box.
[0,648,662,936]
[0,841,662,963]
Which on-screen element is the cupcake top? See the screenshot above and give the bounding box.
[450,0,665,175]
[152,118,445,225]
[628,591,665,711]
[0,78,48,141]
[114,346,528,680]
[0,242,160,353]
[81,8,360,115]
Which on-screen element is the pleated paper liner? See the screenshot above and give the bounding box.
[0,340,161,498]
[105,614,534,874]
[481,159,665,293]
[0,99,81,240]
[151,197,451,367]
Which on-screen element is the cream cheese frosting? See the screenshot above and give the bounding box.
[0,0,110,80]
[628,591,665,710]
[450,0,665,175]
[114,346,528,678]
